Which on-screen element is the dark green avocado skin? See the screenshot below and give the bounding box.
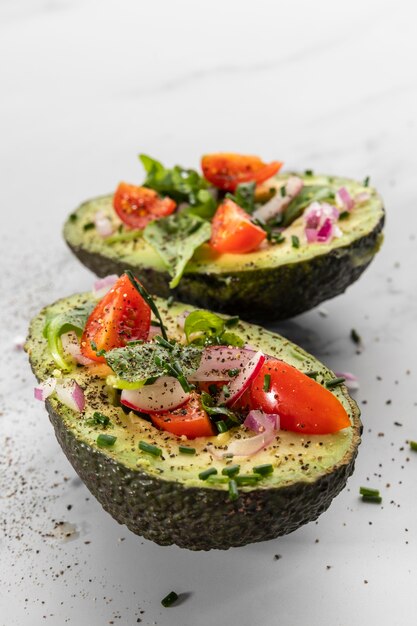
[66,216,384,322]
[46,400,361,551]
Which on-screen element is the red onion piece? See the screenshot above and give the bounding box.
[223,428,276,458]
[218,351,266,405]
[55,380,85,412]
[121,376,189,414]
[335,371,359,391]
[34,377,57,401]
[61,331,96,366]
[252,176,303,223]
[94,210,114,238]
[189,346,255,382]
[304,202,340,244]
[92,274,119,299]
[244,410,280,432]
[336,186,354,212]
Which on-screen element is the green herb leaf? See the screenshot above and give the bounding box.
[200,392,240,423]
[140,154,208,204]
[143,213,211,288]
[86,411,110,427]
[226,182,256,213]
[184,310,243,348]
[43,303,95,370]
[291,234,300,249]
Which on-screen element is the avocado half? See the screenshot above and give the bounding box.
[26,293,361,550]
[64,174,385,321]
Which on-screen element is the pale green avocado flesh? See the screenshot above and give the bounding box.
[64,174,385,320]
[26,293,361,550]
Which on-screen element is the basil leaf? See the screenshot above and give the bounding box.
[226,182,256,214]
[282,186,335,227]
[105,342,202,383]
[139,154,208,205]
[43,303,95,370]
[143,213,211,288]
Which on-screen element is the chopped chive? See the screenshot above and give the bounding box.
[280,185,286,197]
[154,335,174,350]
[125,270,168,341]
[339,211,350,220]
[199,467,217,480]
[222,464,240,477]
[360,487,380,497]
[263,373,271,392]
[291,235,300,249]
[69,213,77,222]
[271,232,285,244]
[253,463,274,476]
[127,339,144,346]
[228,479,239,501]
[222,385,230,398]
[161,591,178,607]
[305,370,319,379]
[208,384,218,395]
[166,295,174,308]
[150,319,162,327]
[363,176,370,187]
[92,411,110,426]
[139,440,162,456]
[350,328,361,345]
[228,368,240,377]
[409,441,417,451]
[361,494,382,504]
[325,377,345,389]
[179,445,196,455]
[97,434,117,447]
[216,420,228,433]
[83,222,95,231]
[304,169,314,176]
[225,316,240,327]
[235,474,261,486]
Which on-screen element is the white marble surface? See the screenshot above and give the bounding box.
[1,0,417,624]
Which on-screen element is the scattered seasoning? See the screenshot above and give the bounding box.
[363,176,370,187]
[83,222,95,231]
[199,468,217,480]
[253,463,274,476]
[291,235,300,249]
[139,441,162,456]
[228,368,240,377]
[325,377,345,389]
[97,434,117,447]
[222,464,240,477]
[179,445,196,455]
[225,316,240,327]
[273,554,282,560]
[409,441,417,452]
[166,295,174,308]
[161,591,179,607]
[216,420,228,433]
[228,479,239,501]
[350,328,362,345]
[263,374,271,392]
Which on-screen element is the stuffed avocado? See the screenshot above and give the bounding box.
[64,153,385,321]
[26,274,361,550]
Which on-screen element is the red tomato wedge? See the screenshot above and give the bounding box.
[210,199,266,254]
[249,359,350,434]
[150,392,215,439]
[201,153,283,192]
[80,274,151,363]
[113,182,176,229]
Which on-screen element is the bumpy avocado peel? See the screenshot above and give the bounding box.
[63,174,384,321]
[26,293,361,550]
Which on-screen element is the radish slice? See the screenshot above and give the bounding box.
[34,377,57,401]
[121,376,190,414]
[55,380,85,412]
[218,351,266,405]
[61,331,96,366]
[92,274,119,299]
[189,346,255,382]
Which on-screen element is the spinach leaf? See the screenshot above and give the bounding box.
[43,303,95,370]
[140,154,209,205]
[184,189,217,220]
[184,310,244,348]
[226,182,256,214]
[105,342,202,384]
[143,213,211,288]
[282,186,335,227]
